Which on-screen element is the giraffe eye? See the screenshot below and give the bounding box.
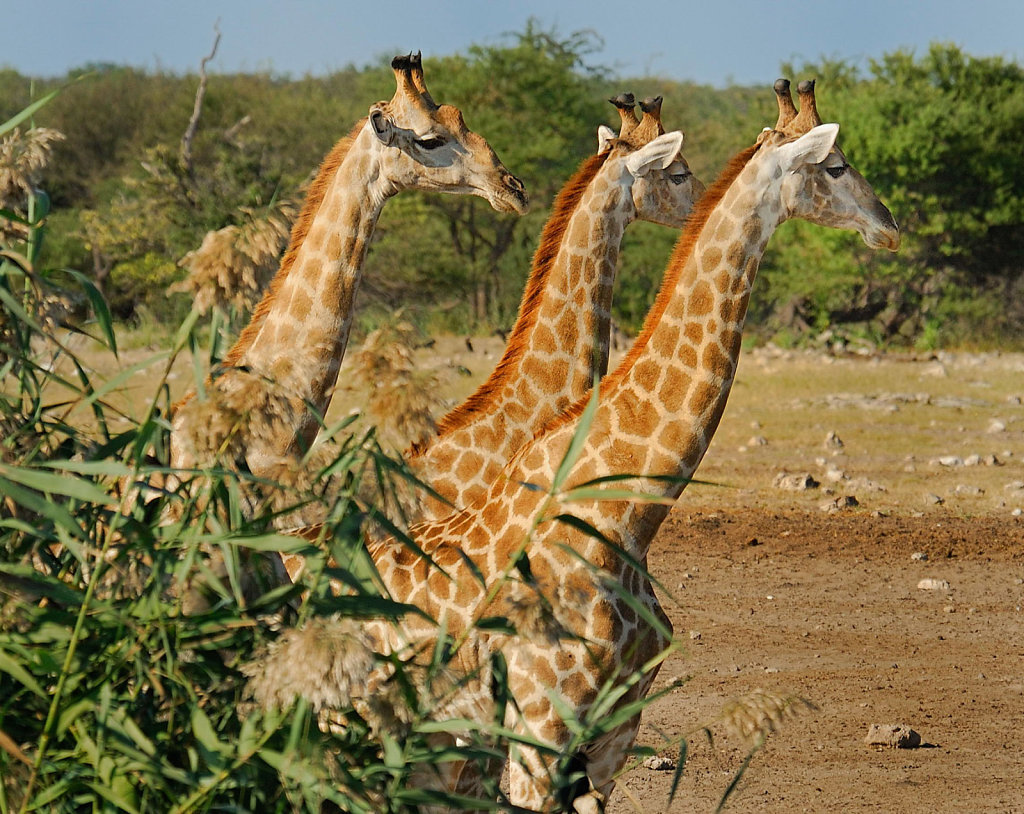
[670,171,690,185]
[417,135,446,150]
[826,164,848,179]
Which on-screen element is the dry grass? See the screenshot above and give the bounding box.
[172,198,298,316]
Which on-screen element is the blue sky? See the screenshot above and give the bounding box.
[5,0,1023,86]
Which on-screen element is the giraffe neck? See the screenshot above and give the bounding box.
[611,149,779,484]
[410,152,638,512]
[234,125,391,457]
[523,144,784,557]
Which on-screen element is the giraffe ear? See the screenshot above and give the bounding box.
[596,125,616,154]
[368,105,395,146]
[624,131,685,177]
[777,123,840,169]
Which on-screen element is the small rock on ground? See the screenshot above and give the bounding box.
[819,495,859,513]
[823,430,844,450]
[864,723,922,749]
[917,578,950,591]
[774,472,820,491]
[642,756,677,771]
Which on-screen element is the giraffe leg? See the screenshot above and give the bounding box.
[506,739,595,812]
[406,734,504,814]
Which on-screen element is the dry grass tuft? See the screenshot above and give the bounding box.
[244,615,488,739]
[244,616,378,712]
[346,316,443,453]
[172,198,298,316]
[0,126,70,355]
[340,316,447,527]
[0,127,64,208]
[718,688,817,748]
[172,363,331,525]
[500,579,592,647]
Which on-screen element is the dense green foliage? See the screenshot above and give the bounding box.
[2,34,1022,348]
[758,45,1024,348]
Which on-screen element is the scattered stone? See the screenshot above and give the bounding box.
[864,723,922,749]
[1005,481,1024,491]
[944,605,956,613]
[748,435,768,447]
[773,472,820,491]
[983,454,1002,467]
[964,454,982,467]
[924,493,945,506]
[689,630,702,641]
[917,578,950,591]
[850,476,887,493]
[820,495,859,513]
[1013,508,1023,518]
[823,465,847,483]
[823,430,845,450]
[935,455,964,467]
[921,361,947,378]
[642,756,677,771]
[911,551,928,562]
[954,484,985,497]
[988,419,1007,434]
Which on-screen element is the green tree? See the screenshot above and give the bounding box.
[755,44,1024,346]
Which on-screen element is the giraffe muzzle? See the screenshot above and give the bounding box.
[502,172,529,211]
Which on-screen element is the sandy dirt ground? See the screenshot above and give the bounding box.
[617,509,1022,813]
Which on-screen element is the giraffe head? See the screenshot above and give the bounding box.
[760,79,900,251]
[596,95,705,229]
[367,53,528,214]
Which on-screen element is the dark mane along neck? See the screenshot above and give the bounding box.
[222,117,368,368]
[420,149,612,447]
[550,141,762,430]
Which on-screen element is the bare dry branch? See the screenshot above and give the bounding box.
[180,22,222,181]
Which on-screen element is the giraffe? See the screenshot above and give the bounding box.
[170,53,528,487]
[406,95,703,523]
[250,80,899,811]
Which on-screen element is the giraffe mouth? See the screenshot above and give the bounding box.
[863,223,901,252]
[861,204,900,251]
[487,173,529,215]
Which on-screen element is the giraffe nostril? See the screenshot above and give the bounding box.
[504,173,525,194]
